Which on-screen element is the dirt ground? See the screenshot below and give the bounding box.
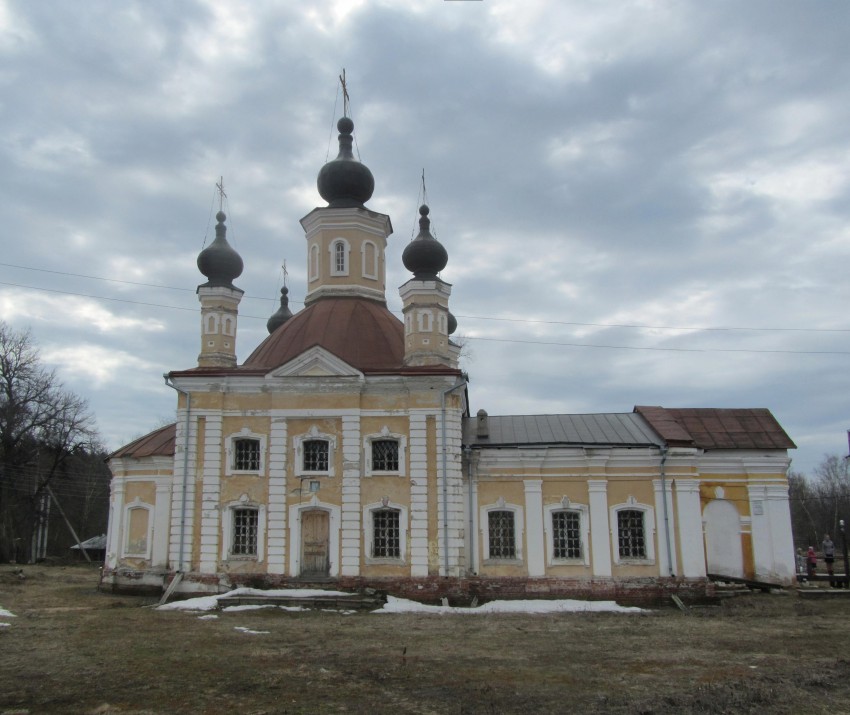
[1,565,850,714]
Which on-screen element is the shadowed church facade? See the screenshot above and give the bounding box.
[103,114,796,601]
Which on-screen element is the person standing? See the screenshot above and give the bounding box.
[807,546,817,579]
[823,534,836,587]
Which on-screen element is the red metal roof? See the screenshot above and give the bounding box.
[244,297,406,372]
[109,423,176,459]
[634,406,795,450]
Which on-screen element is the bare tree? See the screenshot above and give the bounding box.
[0,321,100,562]
[790,455,850,552]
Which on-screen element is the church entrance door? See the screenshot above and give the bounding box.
[301,509,330,577]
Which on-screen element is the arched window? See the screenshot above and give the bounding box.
[330,239,349,276]
[309,244,320,282]
[361,241,378,279]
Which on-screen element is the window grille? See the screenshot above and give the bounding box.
[617,509,646,559]
[232,508,258,556]
[303,440,329,472]
[233,438,260,471]
[335,242,346,273]
[552,510,582,559]
[372,508,400,558]
[371,440,399,471]
[488,510,516,559]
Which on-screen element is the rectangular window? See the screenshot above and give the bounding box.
[233,438,260,471]
[552,510,581,559]
[617,509,646,559]
[372,508,400,558]
[303,440,329,472]
[488,510,516,559]
[371,440,399,472]
[232,508,258,556]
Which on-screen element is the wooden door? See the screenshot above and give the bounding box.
[301,510,330,576]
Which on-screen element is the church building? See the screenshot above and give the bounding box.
[103,112,796,602]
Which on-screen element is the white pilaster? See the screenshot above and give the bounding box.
[409,412,429,576]
[168,410,197,571]
[340,414,361,576]
[588,480,612,577]
[652,479,678,577]
[674,479,706,578]
[437,405,465,576]
[152,482,171,568]
[748,484,772,580]
[267,417,288,574]
[105,479,125,569]
[524,480,545,576]
[766,483,796,583]
[199,414,222,574]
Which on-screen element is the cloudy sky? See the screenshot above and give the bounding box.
[1,0,848,476]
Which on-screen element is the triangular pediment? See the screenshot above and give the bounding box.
[268,346,363,378]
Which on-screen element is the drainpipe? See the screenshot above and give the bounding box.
[164,374,191,573]
[464,446,475,574]
[441,376,467,577]
[660,445,674,577]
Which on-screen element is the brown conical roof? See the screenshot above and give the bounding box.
[245,297,405,372]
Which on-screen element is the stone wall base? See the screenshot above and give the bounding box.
[101,568,715,606]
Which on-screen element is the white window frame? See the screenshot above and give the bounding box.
[293,426,337,478]
[480,499,524,564]
[417,309,433,332]
[544,499,590,566]
[329,238,350,276]
[122,498,154,559]
[221,497,266,562]
[363,500,408,564]
[361,240,378,280]
[363,427,407,477]
[225,428,267,476]
[610,497,656,565]
[309,243,320,282]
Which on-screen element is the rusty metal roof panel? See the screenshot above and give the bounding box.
[109,423,176,460]
[464,413,663,447]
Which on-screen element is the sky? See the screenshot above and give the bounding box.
[1,0,849,477]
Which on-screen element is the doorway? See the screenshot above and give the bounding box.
[300,509,330,577]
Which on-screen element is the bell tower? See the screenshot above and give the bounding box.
[399,204,458,367]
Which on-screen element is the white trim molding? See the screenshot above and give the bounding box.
[288,496,341,577]
[221,495,267,563]
[479,498,524,565]
[122,497,154,559]
[224,427,267,476]
[609,496,656,566]
[363,426,408,477]
[544,497,591,567]
[362,499,409,564]
[293,425,338,478]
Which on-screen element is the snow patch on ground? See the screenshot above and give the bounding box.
[157,587,353,612]
[234,626,270,635]
[0,607,16,618]
[375,596,645,614]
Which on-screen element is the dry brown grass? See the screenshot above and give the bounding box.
[2,564,850,714]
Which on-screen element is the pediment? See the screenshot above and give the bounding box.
[268,346,363,378]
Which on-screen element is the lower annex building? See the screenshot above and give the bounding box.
[103,113,796,602]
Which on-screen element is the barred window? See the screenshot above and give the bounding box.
[303,440,329,472]
[372,508,401,558]
[617,509,646,559]
[233,438,260,471]
[232,508,258,556]
[488,510,516,559]
[552,510,582,559]
[372,440,399,472]
[334,241,346,273]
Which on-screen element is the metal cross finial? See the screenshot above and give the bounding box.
[282,259,288,288]
[215,176,227,212]
[339,69,350,117]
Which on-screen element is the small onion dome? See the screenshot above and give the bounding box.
[267,286,294,334]
[317,116,375,208]
[197,211,243,288]
[447,311,457,335]
[402,204,448,279]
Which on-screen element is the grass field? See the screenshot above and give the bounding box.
[1,564,849,714]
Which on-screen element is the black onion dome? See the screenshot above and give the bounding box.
[267,286,294,334]
[317,117,375,208]
[402,205,448,279]
[197,211,243,288]
[447,311,457,335]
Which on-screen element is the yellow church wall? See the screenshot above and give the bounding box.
[124,482,156,505]
[425,415,439,574]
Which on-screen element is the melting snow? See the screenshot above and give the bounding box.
[157,587,353,612]
[234,626,270,635]
[0,607,15,619]
[376,596,644,614]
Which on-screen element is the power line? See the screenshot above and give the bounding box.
[2,261,849,334]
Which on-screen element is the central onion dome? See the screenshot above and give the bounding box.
[402,204,448,280]
[317,117,375,208]
[197,211,243,288]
